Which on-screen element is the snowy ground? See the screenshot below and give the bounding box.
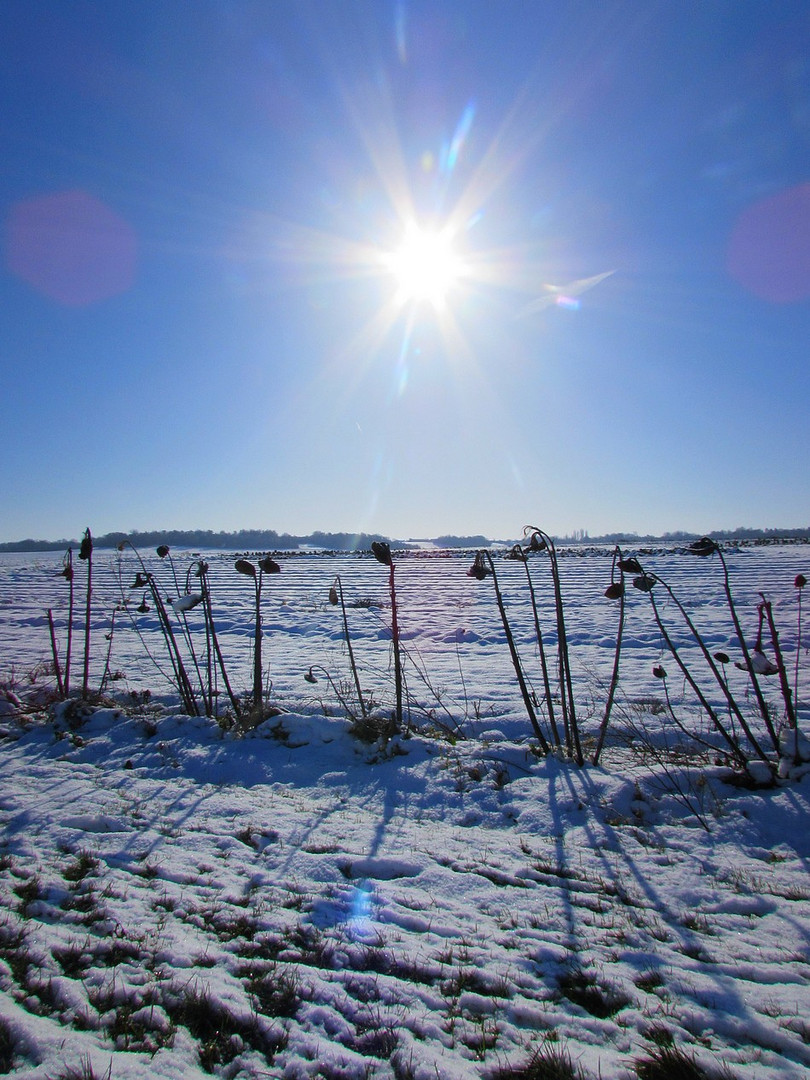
[0,542,809,1079]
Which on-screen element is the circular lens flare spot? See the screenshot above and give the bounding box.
[384,224,465,308]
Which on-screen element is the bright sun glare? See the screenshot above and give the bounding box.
[384,224,466,309]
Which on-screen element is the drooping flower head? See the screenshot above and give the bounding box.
[688,537,718,558]
[371,541,393,567]
[467,552,490,580]
[78,528,93,561]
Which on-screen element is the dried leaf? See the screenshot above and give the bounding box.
[235,559,256,578]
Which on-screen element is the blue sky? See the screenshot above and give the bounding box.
[2,1,809,542]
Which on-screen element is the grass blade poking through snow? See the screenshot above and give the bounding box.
[78,528,92,700]
[371,542,403,734]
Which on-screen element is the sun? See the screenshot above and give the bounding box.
[383,223,466,309]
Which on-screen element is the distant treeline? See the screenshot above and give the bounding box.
[1,525,808,554]
[0,529,390,554]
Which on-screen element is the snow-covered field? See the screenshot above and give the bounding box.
[1,542,809,1079]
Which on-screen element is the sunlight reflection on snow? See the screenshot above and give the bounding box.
[346,881,375,940]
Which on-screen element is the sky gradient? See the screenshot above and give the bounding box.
[2,0,809,542]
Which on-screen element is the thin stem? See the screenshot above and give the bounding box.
[526,528,581,763]
[795,588,803,728]
[659,672,729,756]
[151,582,198,715]
[717,547,779,753]
[483,552,550,753]
[760,599,796,730]
[81,530,92,700]
[593,548,626,766]
[64,548,74,697]
[253,569,263,711]
[650,571,767,759]
[336,576,366,718]
[200,566,240,715]
[389,561,403,733]
[307,665,357,719]
[47,609,65,698]
[168,552,205,709]
[99,609,117,693]
[647,589,748,766]
[519,553,559,746]
[123,541,198,714]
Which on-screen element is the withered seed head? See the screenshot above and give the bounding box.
[467,552,490,580]
[78,529,93,561]
[632,574,656,593]
[689,537,718,557]
[371,541,393,566]
[617,557,642,574]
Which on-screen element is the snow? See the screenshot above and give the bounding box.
[0,543,809,1078]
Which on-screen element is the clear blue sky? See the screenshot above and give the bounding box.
[2,1,809,542]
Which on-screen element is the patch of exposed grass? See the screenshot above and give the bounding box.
[0,1016,16,1074]
[558,966,631,1019]
[492,1041,592,1079]
[244,961,302,1018]
[634,1044,737,1079]
[47,1055,112,1080]
[163,981,285,1072]
[63,851,98,884]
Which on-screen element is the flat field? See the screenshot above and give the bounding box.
[0,542,808,1079]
